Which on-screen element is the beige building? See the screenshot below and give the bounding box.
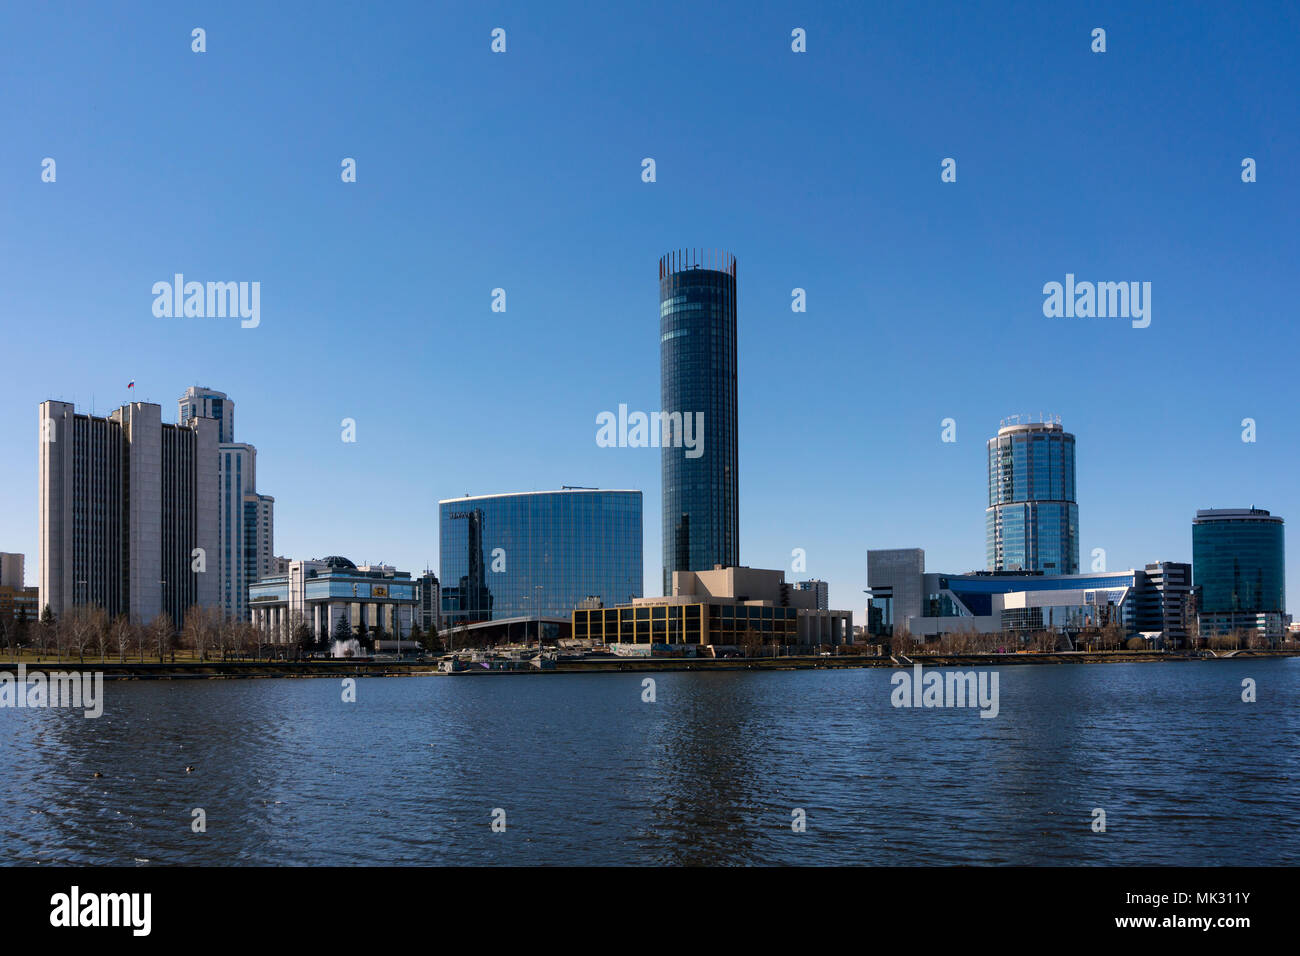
[39,400,219,627]
[574,565,852,650]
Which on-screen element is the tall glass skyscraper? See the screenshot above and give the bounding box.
[1192,508,1285,637]
[439,490,643,624]
[659,249,739,594]
[986,419,1079,574]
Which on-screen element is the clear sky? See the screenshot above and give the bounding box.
[2,1,1297,623]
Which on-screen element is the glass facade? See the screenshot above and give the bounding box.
[439,490,643,623]
[573,603,797,646]
[986,422,1078,574]
[1192,509,1285,615]
[659,250,739,594]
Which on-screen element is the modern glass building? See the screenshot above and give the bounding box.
[1192,508,1285,638]
[439,490,643,623]
[659,249,739,593]
[986,418,1079,574]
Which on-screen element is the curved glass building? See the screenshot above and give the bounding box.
[986,419,1079,574]
[1192,508,1285,636]
[659,249,739,594]
[438,489,642,623]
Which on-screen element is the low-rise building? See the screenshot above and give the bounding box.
[573,565,851,652]
[249,556,417,644]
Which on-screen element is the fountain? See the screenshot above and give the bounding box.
[331,638,362,659]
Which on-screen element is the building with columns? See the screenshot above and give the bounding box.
[248,556,417,644]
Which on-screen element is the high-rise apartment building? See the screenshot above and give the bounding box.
[179,387,274,619]
[659,249,739,593]
[39,400,219,626]
[986,417,1079,574]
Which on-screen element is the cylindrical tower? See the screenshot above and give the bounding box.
[659,249,739,594]
[1192,508,1285,615]
[986,417,1078,574]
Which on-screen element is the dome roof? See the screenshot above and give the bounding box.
[322,555,356,570]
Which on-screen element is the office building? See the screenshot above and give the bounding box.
[439,489,642,625]
[248,556,417,643]
[659,249,739,593]
[866,548,926,638]
[0,553,24,589]
[1135,561,1193,646]
[986,417,1079,574]
[793,578,829,610]
[1193,508,1286,641]
[179,386,275,620]
[574,565,851,652]
[39,400,219,626]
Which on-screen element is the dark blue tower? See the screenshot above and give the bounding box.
[659,249,739,594]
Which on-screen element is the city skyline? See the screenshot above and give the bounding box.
[1,1,1297,624]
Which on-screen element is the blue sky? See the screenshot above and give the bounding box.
[2,1,1297,622]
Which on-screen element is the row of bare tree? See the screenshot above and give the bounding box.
[887,624,1290,656]
[0,605,269,662]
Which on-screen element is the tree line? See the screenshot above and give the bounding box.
[0,604,448,662]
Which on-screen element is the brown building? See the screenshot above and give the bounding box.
[573,566,851,652]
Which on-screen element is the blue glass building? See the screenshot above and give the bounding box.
[986,419,1079,574]
[659,249,739,594]
[1192,508,1285,638]
[439,490,643,623]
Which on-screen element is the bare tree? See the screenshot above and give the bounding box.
[182,605,219,661]
[110,615,135,663]
[147,612,173,662]
[93,608,114,661]
[63,606,101,663]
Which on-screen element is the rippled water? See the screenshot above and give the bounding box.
[1,660,1296,865]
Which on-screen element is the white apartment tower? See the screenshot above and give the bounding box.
[178,387,274,620]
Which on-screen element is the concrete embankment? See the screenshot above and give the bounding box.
[0,649,1293,680]
[0,660,440,680]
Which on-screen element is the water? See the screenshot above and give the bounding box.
[1,660,1296,865]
